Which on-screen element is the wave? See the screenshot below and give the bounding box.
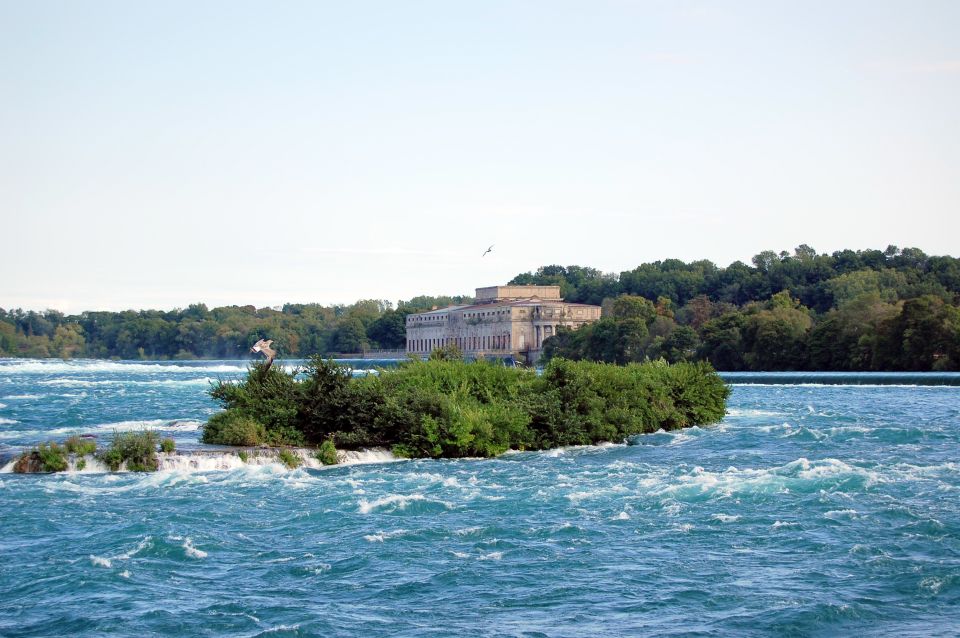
[357,493,454,514]
[37,378,215,388]
[0,359,250,374]
[0,418,18,425]
[0,446,398,474]
[0,419,204,442]
[650,457,884,501]
[721,372,960,386]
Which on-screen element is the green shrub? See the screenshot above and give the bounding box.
[277,449,301,469]
[98,430,160,472]
[202,411,267,446]
[160,438,176,453]
[64,435,96,456]
[238,450,249,463]
[15,442,71,473]
[76,458,87,471]
[206,357,729,459]
[315,438,338,465]
[38,442,69,472]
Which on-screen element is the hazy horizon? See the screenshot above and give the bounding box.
[3,1,958,313]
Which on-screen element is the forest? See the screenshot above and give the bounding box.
[2,245,959,370]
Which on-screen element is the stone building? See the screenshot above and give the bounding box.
[405,285,601,364]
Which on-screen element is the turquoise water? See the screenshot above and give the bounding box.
[0,361,958,637]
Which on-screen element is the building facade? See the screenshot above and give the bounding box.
[405,285,602,364]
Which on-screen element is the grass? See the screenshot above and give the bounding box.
[98,430,160,472]
[315,438,338,465]
[277,449,301,469]
[64,435,96,456]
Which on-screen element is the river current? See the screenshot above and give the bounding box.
[0,360,957,637]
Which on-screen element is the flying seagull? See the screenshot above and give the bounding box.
[482,244,494,257]
[251,339,277,371]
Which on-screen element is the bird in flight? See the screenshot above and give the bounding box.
[251,338,277,371]
[482,244,494,257]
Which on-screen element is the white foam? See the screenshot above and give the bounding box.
[358,494,427,514]
[0,418,205,442]
[90,555,112,568]
[1,394,43,400]
[919,576,947,595]
[115,536,153,560]
[480,551,503,560]
[824,509,858,519]
[0,418,18,425]
[712,513,741,523]
[0,402,6,408]
[726,409,784,417]
[0,360,248,374]
[181,537,207,559]
[38,378,214,388]
[259,625,301,634]
[339,448,400,465]
[613,511,631,520]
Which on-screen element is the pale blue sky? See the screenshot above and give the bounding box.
[2,1,958,312]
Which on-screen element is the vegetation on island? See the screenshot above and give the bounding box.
[12,430,164,473]
[2,245,958,370]
[202,356,730,458]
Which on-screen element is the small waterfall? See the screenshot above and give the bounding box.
[0,448,399,474]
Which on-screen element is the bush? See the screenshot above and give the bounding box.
[14,442,69,473]
[206,358,730,459]
[37,442,69,472]
[160,438,176,453]
[98,430,160,472]
[238,450,249,463]
[315,438,338,465]
[64,435,96,456]
[277,449,301,469]
[202,411,267,446]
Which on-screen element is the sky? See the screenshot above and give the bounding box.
[1,1,958,312]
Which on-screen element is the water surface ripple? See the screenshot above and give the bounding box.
[0,360,958,637]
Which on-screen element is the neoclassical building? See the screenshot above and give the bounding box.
[405,285,601,363]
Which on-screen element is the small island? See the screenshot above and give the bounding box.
[10,356,729,472]
[202,355,730,460]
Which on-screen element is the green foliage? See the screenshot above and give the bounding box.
[238,450,249,463]
[202,411,268,446]
[277,449,302,469]
[76,458,87,471]
[64,435,96,456]
[37,442,69,472]
[14,442,70,473]
[160,438,176,453]
[98,430,160,472]
[315,438,338,465]
[429,343,463,361]
[207,358,729,459]
[3,245,957,370]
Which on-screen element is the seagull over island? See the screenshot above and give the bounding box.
[251,339,277,371]
[482,244,494,257]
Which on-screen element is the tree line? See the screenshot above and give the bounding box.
[527,245,960,371]
[0,295,470,360]
[2,245,958,370]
